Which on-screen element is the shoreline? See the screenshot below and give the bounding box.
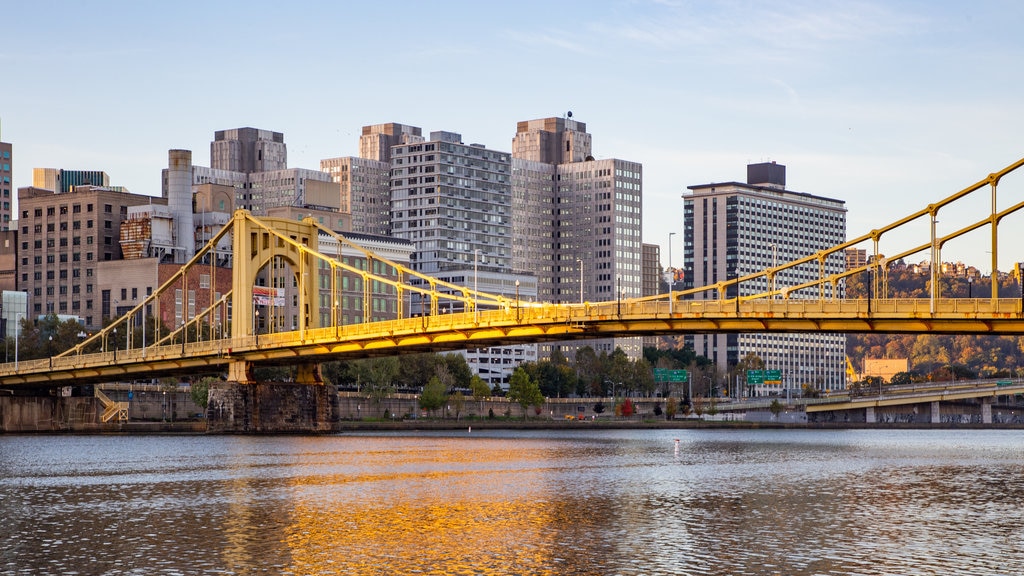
[14,418,1024,434]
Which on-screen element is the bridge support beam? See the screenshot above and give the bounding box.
[931,401,941,424]
[206,381,336,434]
[865,406,876,423]
[982,398,993,424]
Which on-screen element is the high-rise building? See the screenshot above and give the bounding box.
[386,129,536,388]
[0,140,12,230]
[683,162,847,395]
[17,184,166,328]
[511,116,644,359]
[33,168,113,194]
[359,123,422,163]
[319,156,391,236]
[210,128,287,173]
[845,247,867,271]
[391,130,512,275]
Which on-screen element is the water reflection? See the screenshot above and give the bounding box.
[3,430,1024,575]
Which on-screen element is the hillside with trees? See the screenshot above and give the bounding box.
[845,260,1024,380]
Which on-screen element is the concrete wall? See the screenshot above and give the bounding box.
[0,396,96,432]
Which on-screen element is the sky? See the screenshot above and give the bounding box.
[4,0,1024,273]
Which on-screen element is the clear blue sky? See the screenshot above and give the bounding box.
[5,1,1024,272]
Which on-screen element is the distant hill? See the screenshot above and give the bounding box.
[845,261,1024,380]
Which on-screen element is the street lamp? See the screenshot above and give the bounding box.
[770,243,778,298]
[112,328,117,362]
[515,279,521,323]
[668,232,676,314]
[474,249,480,323]
[14,312,22,371]
[617,276,622,317]
[577,258,584,305]
[930,215,939,314]
[48,335,53,368]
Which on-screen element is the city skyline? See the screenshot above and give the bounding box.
[4,1,1024,270]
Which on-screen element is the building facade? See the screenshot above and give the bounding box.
[17,185,166,328]
[683,162,847,395]
[0,141,12,230]
[319,156,390,236]
[511,116,644,359]
[210,128,287,174]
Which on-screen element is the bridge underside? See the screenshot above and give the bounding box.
[3,297,1024,389]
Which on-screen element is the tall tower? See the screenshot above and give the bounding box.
[684,162,848,394]
[0,139,11,230]
[166,150,195,262]
[512,115,643,359]
[210,128,287,173]
[359,123,422,163]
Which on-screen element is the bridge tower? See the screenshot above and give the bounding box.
[228,211,322,385]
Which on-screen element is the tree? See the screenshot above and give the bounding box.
[620,397,634,418]
[359,357,399,416]
[419,376,447,415]
[470,375,490,415]
[190,376,217,410]
[575,346,601,396]
[440,353,472,390]
[769,399,783,420]
[665,397,678,420]
[507,367,543,419]
[450,390,466,420]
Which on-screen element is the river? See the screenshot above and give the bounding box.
[1,429,1022,575]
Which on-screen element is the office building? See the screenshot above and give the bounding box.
[511,116,644,359]
[0,140,12,230]
[683,162,847,395]
[211,128,287,173]
[845,248,867,271]
[33,168,115,194]
[18,184,165,329]
[359,123,423,163]
[319,156,391,236]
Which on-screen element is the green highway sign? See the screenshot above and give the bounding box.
[746,370,764,384]
[764,370,782,385]
[654,368,689,382]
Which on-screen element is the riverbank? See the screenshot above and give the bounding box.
[30,417,1024,434]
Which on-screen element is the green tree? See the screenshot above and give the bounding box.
[575,346,601,396]
[190,376,217,409]
[440,353,472,389]
[419,376,447,415]
[358,357,399,416]
[470,375,490,415]
[507,367,543,419]
[450,391,466,420]
[665,397,678,420]
[769,399,783,419]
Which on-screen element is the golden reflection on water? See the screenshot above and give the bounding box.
[280,437,564,575]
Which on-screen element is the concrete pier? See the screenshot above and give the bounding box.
[206,381,337,433]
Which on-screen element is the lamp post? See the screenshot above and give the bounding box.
[515,279,521,323]
[668,232,676,314]
[14,313,22,371]
[112,328,117,362]
[930,215,939,314]
[617,276,622,317]
[577,258,584,305]
[770,243,777,298]
[968,276,973,298]
[474,249,480,323]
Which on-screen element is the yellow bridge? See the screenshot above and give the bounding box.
[2,155,1024,389]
